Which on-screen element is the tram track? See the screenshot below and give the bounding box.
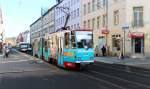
[80,72,126,89]
[93,63,150,78]
[89,64,150,87]
[79,62,150,89]
[95,62,150,75]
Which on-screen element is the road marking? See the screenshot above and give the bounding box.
[0,60,29,64]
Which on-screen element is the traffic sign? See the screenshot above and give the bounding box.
[121,24,129,30]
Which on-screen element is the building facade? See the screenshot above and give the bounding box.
[30,0,150,58]
[5,37,17,47]
[0,8,4,53]
[105,0,150,58]
[55,0,81,31]
[30,5,56,45]
[81,0,108,50]
[81,0,150,58]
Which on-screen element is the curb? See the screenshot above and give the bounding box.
[95,60,150,71]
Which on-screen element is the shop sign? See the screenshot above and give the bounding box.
[101,28,109,34]
[130,32,144,38]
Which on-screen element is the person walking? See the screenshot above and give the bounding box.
[101,45,106,56]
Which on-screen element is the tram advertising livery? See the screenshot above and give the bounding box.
[32,29,95,69]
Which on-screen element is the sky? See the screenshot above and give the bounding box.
[0,0,56,37]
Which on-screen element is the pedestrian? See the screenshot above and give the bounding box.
[101,45,106,56]
[2,44,6,58]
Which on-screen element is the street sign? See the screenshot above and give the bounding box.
[121,24,129,30]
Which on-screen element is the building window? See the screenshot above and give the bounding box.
[97,0,101,9]
[69,1,71,8]
[77,8,79,17]
[103,0,106,8]
[114,10,119,25]
[88,2,91,13]
[102,15,106,27]
[71,25,73,29]
[88,20,91,29]
[71,0,73,5]
[74,10,76,19]
[92,0,95,12]
[65,33,70,48]
[92,18,95,29]
[71,12,73,19]
[74,24,76,29]
[112,35,121,51]
[77,23,80,29]
[84,21,86,28]
[97,16,100,29]
[74,0,76,4]
[84,4,86,15]
[133,7,144,27]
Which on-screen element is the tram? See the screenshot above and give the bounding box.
[33,29,95,69]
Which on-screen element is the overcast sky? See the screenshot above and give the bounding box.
[0,0,56,37]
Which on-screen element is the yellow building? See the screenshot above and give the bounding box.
[5,37,17,47]
[81,0,150,58]
[106,0,150,58]
[81,0,108,56]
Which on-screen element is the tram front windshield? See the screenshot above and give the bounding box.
[76,31,93,48]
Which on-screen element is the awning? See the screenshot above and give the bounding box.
[101,28,109,34]
[130,32,144,38]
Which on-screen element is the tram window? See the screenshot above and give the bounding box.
[48,38,51,48]
[65,33,70,48]
[52,37,54,48]
[71,31,76,48]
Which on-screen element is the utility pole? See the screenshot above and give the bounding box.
[106,0,109,55]
[41,7,44,60]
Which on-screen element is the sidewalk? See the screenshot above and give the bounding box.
[95,56,150,70]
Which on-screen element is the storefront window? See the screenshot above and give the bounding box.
[112,35,121,51]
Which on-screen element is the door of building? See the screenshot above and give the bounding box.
[135,38,142,53]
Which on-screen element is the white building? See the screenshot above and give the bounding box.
[55,0,81,31]
[30,5,56,45]
[0,8,4,42]
[22,30,30,43]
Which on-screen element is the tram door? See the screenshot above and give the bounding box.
[58,37,64,66]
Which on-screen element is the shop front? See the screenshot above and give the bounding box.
[130,32,144,54]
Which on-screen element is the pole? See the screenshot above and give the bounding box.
[106,0,108,55]
[124,29,125,57]
[41,8,44,60]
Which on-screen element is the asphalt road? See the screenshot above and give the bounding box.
[0,49,150,89]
